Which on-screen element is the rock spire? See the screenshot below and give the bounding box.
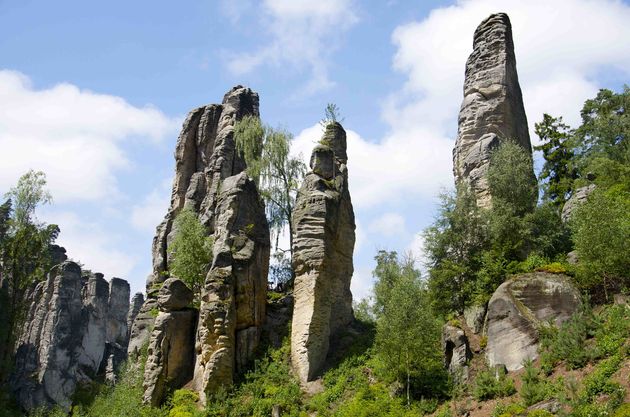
[453,12,533,207]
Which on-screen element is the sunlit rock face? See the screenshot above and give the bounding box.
[131,86,269,405]
[453,12,533,208]
[291,122,356,383]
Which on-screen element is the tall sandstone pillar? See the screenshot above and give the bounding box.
[452,13,533,208]
[291,122,355,383]
[129,86,270,405]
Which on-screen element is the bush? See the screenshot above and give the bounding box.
[473,368,516,401]
[520,360,558,407]
[168,390,202,417]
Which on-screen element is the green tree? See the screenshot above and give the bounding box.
[234,115,307,282]
[168,208,213,305]
[1,170,58,381]
[423,185,487,315]
[373,252,448,405]
[534,114,577,206]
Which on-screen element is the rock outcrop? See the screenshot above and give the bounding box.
[291,122,356,383]
[561,184,596,222]
[486,272,581,371]
[131,86,270,405]
[11,262,131,411]
[453,13,534,208]
[127,292,144,339]
[442,324,472,380]
[143,279,197,406]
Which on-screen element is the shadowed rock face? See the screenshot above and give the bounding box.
[453,12,533,208]
[291,122,355,383]
[11,262,131,411]
[132,86,269,405]
[486,272,581,371]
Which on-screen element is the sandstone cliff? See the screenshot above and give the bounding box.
[291,122,355,383]
[453,12,534,208]
[11,262,131,411]
[131,86,270,405]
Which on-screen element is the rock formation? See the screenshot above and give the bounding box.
[143,278,197,406]
[442,324,472,380]
[127,292,144,339]
[453,12,534,208]
[290,122,356,383]
[561,184,596,222]
[131,86,270,405]
[486,272,581,371]
[11,262,131,411]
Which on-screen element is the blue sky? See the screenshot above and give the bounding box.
[1,0,629,299]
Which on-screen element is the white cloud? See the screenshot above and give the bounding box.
[0,70,179,202]
[41,210,138,280]
[130,180,171,233]
[351,266,373,301]
[368,212,406,238]
[225,0,359,94]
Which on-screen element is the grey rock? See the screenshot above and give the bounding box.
[442,324,472,379]
[528,399,562,414]
[291,122,356,383]
[486,272,581,371]
[157,278,193,311]
[11,263,132,411]
[192,172,270,403]
[127,292,144,339]
[453,13,534,208]
[107,278,130,346]
[561,184,596,222]
[464,304,487,334]
[143,309,197,406]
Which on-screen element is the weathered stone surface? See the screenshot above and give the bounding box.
[11,262,132,411]
[143,309,197,406]
[107,278,130,346]
[453,13,534,208]
[442,324,472,379]
[193,172,270,403]
[129,85,262,361]
[127,292,144,339]
[561,184,596,222]
[486,272,581,371]
[291,122,356,383]
[157,278,193,311]
[263,293,293,349]
[464,303,487,334]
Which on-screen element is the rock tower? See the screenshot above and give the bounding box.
[290,122,356,383]
[453,12,533,207]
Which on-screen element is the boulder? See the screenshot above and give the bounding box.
[127,292,144,339]
[486,272,581,371]
[464,304,487,334]
[291,122,356,383]
[452,13,534,208]
[157,278,193,311]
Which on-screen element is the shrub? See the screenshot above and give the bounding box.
[520,360,557,407]
[168,390,202,417]
[473,368,516,401]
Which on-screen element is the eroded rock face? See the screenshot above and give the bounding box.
[143,279,197,406]
[127,292,144,339]
[453,13,533,208]
[132,86,269,405]
[442,324,472,380]
[128,85,261,359]
[192,172,270,402]
[486,272,581,371]
[291,122,355,383]
[11,262,131,411]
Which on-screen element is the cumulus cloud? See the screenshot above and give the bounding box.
[368,212,406,237]
[0,70,179,201]
[225,0,359,94]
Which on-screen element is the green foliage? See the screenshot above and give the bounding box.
[320,103,344,127]
[168,390,202,417]
[372,252,449,404]
[234,115,306,257]
[472,367,516,401]
[491,402,525,417]
[535,114,577,206]
[613,404,630,417]
[571,186,630,292]
[168,208,213,305]
[4,170,52,227]
[520,360,559,407]
[205,339,302,417]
